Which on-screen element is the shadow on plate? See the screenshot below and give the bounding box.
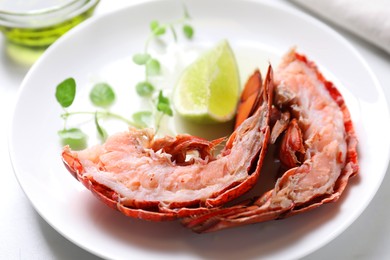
[35,209,102,260]
[82,176,358,259]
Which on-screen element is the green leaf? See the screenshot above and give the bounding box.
[183,24,194,39]
[94,112,108,141]
[136,81,155,97]
[146,58,161,76]
[157,90,173,116]
[150,20,159,31]
[157,90,170,104]
[58,128,87,150]
[157,103,173,116]
[89,83,116,108]
[55,78,76,108]
[153,25,166,36]
[132,111,152,128]
[132,53,151,65]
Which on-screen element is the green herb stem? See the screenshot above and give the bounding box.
[144,34,154,54]
[61,111,143,128]
[154,112,164,133]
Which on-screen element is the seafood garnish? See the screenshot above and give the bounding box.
[182,49,359,232]
[61,66,273,221]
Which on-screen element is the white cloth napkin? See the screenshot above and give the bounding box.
[291,0,390,54]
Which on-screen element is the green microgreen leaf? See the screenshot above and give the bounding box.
[136,81,155,97]
[89,83,116,108]
[183,24,194,39]
[157,90,173,116]
[132,111,153,128]
[55,78,76,108]
[94,112,108,141]
[153,25,166,36]
[146,58,161,76]
[157,102,173,116]
[58,128,87,150]
[150,20,159,32]
[132,53,151,65]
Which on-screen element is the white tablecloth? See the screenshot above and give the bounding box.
[1,1,389,259]
[291,0,390,54]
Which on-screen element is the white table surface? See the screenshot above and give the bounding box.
[1,0,389,259]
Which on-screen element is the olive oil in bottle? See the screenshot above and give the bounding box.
[0,0,99,65]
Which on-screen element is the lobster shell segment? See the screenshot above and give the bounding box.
[183,49,359,233]
[61,66,274,221]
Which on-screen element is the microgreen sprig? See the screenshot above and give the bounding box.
[132,6,194,129]
[133,7,194,79]
[55,78,141,150]
[55,6,195,149]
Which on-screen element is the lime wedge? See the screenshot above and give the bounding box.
[173,40,240,123]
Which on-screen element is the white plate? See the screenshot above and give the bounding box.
[9,0,390,259]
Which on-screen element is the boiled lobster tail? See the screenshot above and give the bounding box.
[61,66,273,221]
[182,49,359,233]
